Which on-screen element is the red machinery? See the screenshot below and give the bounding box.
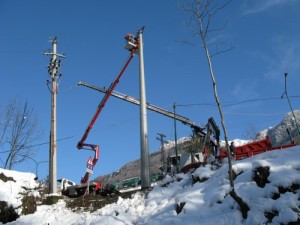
[77,33,139,184]
[217,136,297,161]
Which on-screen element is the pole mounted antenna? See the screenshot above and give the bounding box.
[44,37,66,58]
[137,26,145,34]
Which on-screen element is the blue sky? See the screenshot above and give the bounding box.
[1,0,299,183]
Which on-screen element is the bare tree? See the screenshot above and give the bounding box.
[180,0,249,218]
[0,98,42,170]
[184,134,203,164]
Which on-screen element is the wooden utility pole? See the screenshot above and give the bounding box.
[44,37,65,194]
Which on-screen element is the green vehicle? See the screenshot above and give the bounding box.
[150,173,164,182]
[104,182,120,190]
[122,177,141,188]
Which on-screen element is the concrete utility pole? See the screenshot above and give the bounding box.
[138,27,151,190]
[156,133,168,177]
[44,37,65,194]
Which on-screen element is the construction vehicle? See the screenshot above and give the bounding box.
[57,178,98,197]
[166,152,204,174]
[165,118,220,174]
[61,32,139,197]
[57,178,76,195]
[77,82,221,173]
[202,117,220,156]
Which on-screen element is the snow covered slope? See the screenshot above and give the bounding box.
[1,146,299,225]
[0,169,39,212]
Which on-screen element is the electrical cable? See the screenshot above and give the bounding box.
[176,95,300,107]
[1,93,297,154]
[0,135,77,154]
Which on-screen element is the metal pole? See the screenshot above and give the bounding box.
[49,37,57,194]
[173,103,179,174]
[138,27,150,189]
[282,73,300,137]
[20,154,48,179]
[44,37,65,194]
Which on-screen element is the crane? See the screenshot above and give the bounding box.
[77,33,139,184]
[77,81,206,136]
[77,82,221,163]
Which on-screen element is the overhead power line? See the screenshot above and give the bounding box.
[176,95,300,107]
[222,112,286,116]
[0,135,77,154]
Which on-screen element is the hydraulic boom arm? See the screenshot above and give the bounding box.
[77,53,135,150]
[77,33,138,184]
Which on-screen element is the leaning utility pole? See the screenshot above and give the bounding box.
[138,26,151,190]
[44,37,65,194]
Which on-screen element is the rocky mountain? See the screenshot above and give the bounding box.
[256,110,300,146]
[95,110,300,186]
[94,137,192,185]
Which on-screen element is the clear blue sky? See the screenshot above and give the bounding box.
[1,0,299,183]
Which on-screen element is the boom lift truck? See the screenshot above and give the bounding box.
[77,82,221,173]
[59,32,139,197]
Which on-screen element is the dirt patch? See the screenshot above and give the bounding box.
[21,195,37,215]
[0,173,15,183]
[253,166,270,188]
[0,201,19,224]
[65,190,138,212]
[42,195,63,205]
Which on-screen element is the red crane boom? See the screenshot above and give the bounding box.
[77,33,138,184]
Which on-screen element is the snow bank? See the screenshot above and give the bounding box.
[1,146,300,225]
[0,168,39,210]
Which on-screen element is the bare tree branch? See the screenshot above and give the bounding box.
[179,0,233,57]
[180,0,249,218]
[1,98,42,170]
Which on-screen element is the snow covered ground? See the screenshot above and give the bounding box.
[0,169,40,215]
[1,145,300,225]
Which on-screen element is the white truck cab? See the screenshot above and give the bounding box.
[57,178,76,194]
